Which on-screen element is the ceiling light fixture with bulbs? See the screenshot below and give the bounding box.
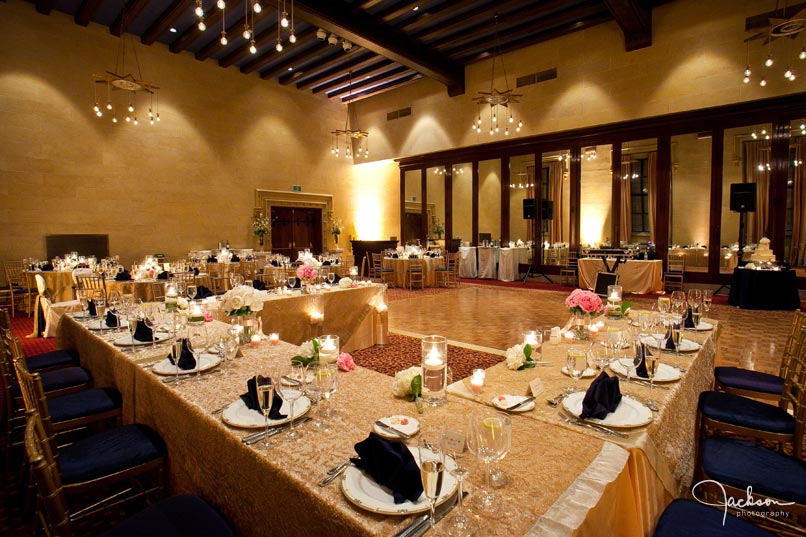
[331,71,369,160]
[741,4,805,86]
[192,1,295,56]
[472,15,524,137]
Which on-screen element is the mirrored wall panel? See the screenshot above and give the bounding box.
[787,119,805,269]
[621,139,658,246]
[670,133,710,272]
[580,144,613,247]
[452,162,473,246]
[540,149,570,265]
[404,169,423,244]
[426,166,446,248]
[478,159,501,243]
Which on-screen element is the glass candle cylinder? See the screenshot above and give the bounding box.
[421,335,448,407]
[317,334,340,364]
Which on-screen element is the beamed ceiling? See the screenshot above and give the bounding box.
[26,0,670,102]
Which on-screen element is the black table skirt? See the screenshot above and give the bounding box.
[728,268,801,310]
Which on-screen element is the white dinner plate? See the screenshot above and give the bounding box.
[641,335,700,353]
[340,446,458,515]
[609,359,682,383]
[561,367,597,378]
[687,321,713,331]
[492,395,536,412]
[373,415,421,439]
[152,353,221,376]
[113,332,172,347]
[562,391,653,429]
[88,321,129,331]
[221,395,311,429]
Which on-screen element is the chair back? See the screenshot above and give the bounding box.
[76,274,105,294]
[35,274,50,297]
[781,312,806,378]
[12,350,58,443]
[567,251,579,268]
[0,336,17,431]
[371,253,383,275]
[780,325,806,459]
[239,260,257,281]
[0,308,11,331]
[667,253,685,273]
[3,261,26,289]
[24,410,73,537]
[71,268,93,286]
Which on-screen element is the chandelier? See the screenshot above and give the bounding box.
[472,16,524,136]
[91,33,160,125]
[331,73,369,159]
[193,1,295,55]
[742,4,805,86]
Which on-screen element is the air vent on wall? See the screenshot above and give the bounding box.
[387,107,412,121]
[516,68,557,88]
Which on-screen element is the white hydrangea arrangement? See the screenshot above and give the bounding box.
[221,285,267,316]
[504,343,537,371]
[392,366,423,413]
[338,277,353,289]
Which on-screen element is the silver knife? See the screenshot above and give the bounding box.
[242,417,311,445]
[374,420,412,439]
[505,395,536,411]
[398,491,468,537]
[573,416,629,438]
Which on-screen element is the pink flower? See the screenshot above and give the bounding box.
[296,265,318,280]
[337,352,355,372]
[350,281,358,288]
[565,289,603,315]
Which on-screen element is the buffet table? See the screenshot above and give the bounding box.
[578,259,663,294]
[56,315,645,537]
[382,257,444,288]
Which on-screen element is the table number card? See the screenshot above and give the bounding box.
[529,378,545,397]
[442,429,466,454]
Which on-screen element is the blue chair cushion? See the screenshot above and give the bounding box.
[47,388,121,423]
[715,367,784,395]
[102,494,234,537]
[11,366,90,397]
[59,424,165,485]
[26,349,79,371]
[700,391,795,434]
[702,436,806,504]
[654,499,775,537]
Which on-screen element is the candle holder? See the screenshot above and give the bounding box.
[469,368,486,396]
[421,335,448,407]
[374,304,389,347]
[607,285,623,316]
[317,334,340,364]
[164,283,178,311]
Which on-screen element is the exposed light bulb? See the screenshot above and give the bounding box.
[150,119,155,125]
[133,117,138,125]
[125,115,131,122]
[765,55,773,67]
[801,48,806,60]
[276,39,283,52]
[253,2,262,14]
[96,110,103,117]
[477,117,481,125]
[195,6,204,17]
[93,103,100,112]
[492,114,497,123]
[281,13,289,28]
[198,20,206,31]
[790,73,797,81]
[217,0,225,9]
[785,67,792,79]
[112,116,118,123]
[243,26,252,40]
[127,104,134,112]
[249,40,257,54]
[220,31,228,45]
[518,120,523,128]
[289,31,297,44]
[751,131,758,139]
[743,75,750,84]
[744,65,751,77]
[148,108,154,118]
[156,113,160,122]
[106,102,112,110]
[495,126,499,132]
[508,116,513,123]
[504,128,509,135]
[489,128,494,135]
[760,77,767,86]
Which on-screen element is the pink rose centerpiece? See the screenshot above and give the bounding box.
[336,352,355,372]
[296,264,318,293]
[565,289,604,340]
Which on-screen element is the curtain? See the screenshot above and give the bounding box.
[619,156,632,243]
[526,165,536,243]
[791,136,806,265]
[647,151,657,241]
[548,161,563,242]
[744,140,771,242]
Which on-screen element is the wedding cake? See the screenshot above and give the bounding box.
[750,237,775,263]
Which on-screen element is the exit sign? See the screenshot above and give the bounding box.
[292,185,302,192]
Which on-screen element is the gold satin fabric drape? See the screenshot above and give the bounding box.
[548,161,564,242]
[744,140,771,241]
[620,156,632,243]
[791,136,806,265]
[647,151,657,241]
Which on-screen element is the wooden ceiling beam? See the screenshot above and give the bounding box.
[195,14,248,61]
[75,0,103,26]
[169,6,224,53]
[141,0,194,45]
[236,25,316,73]
[279,49,371,86]
[35,0,54,15]
[293,0,464,95]
[110,0,150,37]
[376,1,423,24]
[294,52,384,89]
[340,72,423,102]
[325,65,410,98]
[258,38,331,79]
[311,58,393,93]
[602,0,652,51]
[396,0,476,34]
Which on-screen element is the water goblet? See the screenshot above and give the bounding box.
[418,430,447,534]
[440,424,479,537]
[186,283,197,301]
[657,296,671,314]
[256,372,276,449]
[472,412,511,517]
[287,276,297,291]
[670,290,686,309]
[702,289,713,314]
[278,363,306,439]
[565,349,586,393]
[327,272,335,285]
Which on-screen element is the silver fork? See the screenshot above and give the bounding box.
[547,392,569,408]
[318,462,350,486]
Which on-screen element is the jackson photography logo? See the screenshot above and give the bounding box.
[691,480,794,525]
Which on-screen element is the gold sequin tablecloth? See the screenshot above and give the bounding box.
[383,257,444,288]
[449,317,720,535]
[25,270,74,302]
[56,315,644,537]
[577,259,663,294]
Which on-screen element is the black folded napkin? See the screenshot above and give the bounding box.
[579,372,622,420]
[684,308,695,329]
[133,320,154,342]
[87,299,97,317]
[167,338,196,370]
[322,261,331,266]
[195,285,214,299]
[252,280,266,291]
[39,263,54,271]
[241,376,286,419]
[115,271,132,281]
[351,433,424,504]
[207,256,218,263]
[634,344,649,378]
[290,279,301,289]
[157,271,169,280]
[665,334,676,350]
[193,267,200,276]
[105,310,120,328]
[331,274,341,284]
[392,253,399,259]
[230,255,240,262]
[270,260,279,267]
[409,254,418,259]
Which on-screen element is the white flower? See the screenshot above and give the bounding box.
[229,295,245,310]
[298,340,315,359]
[221,285,266,314]
[338,277,352,289]
[505,344,526,370]
[176,297,189,310]
[392,366,422,398]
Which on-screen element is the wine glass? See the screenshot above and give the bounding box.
[171,338,183,377]
[472,412,511,517]
[418,430,446,534]
[565,349,586,393]
[278,363,306,439]
[327,272,335,285]
[220,333,239,376]
[287,275,297,291]
[440,423,478,536]
[589,346,610,372]
[702,289,713,314]
[92,289,106,330]
[76,289,89,317]
[186,283,197,301]
[256,372,276,449]
[670,290,686,309]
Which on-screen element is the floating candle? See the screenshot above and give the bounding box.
[268,333,280,345]
[470,369,485,393]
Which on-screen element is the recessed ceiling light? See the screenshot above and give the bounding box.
[413,6,419,11]
[169,27,177,33]
[288,67,293,71]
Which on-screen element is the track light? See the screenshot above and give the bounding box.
[342,40,352,51]
[316,28,327,40]
[327,33,339,46]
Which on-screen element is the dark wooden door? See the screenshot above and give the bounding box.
[270,207,323,256]
[404,213,422,245]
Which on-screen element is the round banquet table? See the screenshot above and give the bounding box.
[382,256,444,287]
[25,270,74,302]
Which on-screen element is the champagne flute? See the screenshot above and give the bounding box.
[440,424,478,536]
[256,373,276,449]
[657,296,671,314]
[187,323,207,381]
[645,346,660,397]
[92,289,107,330]
[278,363,306,439]
[702,289,712,317]
[315,363,338,429]
[472,412,511,517]
[670,320,684,356]
[418,430,446,533]
[128,312,141,357]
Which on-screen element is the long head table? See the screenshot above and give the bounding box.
[577,259,663,295]
[56,313,652,536]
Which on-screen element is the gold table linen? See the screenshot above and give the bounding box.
[577,259,663,294]
[25,270,74,302]
[383,257,444,288]
[57,315,642,537]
